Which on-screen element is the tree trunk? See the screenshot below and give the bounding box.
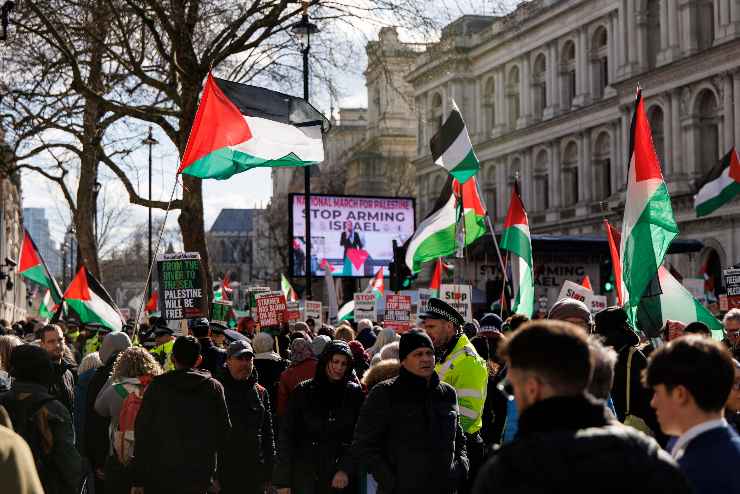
[75,0,108,280]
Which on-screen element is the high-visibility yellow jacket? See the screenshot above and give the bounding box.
[150,340,175,371]
[84,337,100,356]
[435,333,488,434]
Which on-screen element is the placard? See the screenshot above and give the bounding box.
[157,252,205,321]
[384,294,412,333]
[354,293,377,321]
[590,295,607,314]
[246,286,271,309]
[255,292,287,327]
[440,284,473,322]
[285,301,301,321]
[723,268,740,309]
[304,300,323,324]
[558,280,591,304]
[211,300,234,325]
[417,288,435,314]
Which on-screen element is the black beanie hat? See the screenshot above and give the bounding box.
[399,329,434,361]
[10,345,54,385]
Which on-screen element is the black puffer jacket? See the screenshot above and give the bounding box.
[274,340,365,494]
[132,368,231,493]
[473,394,691,494]
[216,367,275,494]
[49,358,76,414]
[352,367,468,494]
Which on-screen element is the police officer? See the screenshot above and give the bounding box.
[150,322,176,371]
[420,298,488,493]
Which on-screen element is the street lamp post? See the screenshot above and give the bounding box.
[142,127,158,299]
[291,2,319,299]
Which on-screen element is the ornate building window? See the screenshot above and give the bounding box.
[430,93,444,134]
[562,141,579,206]
[532,54,547,120]
[591,26,608,99]
[696,89,720,176]
[533,149,549,211]
[507,66,521,128]
[697,0,715,51]
[561,40,576,110]
[646,0,661,69]
[484,77,496,131]
[594,132,612,200]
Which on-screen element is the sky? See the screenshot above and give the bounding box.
[19,0,520,248]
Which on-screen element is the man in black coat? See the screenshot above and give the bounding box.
[191,317,227,375]
[39,325,77,414]
[353,329,468,494]
[473,320,690,494]
[216,340,275,494]
[132,336,231,494]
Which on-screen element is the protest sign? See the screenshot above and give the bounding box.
[440,284,472,322]
[558,280,591,304]
[210,300,234,325]
[590,295,607,313]
[384,294,412,333]
[285,301,301,321]
[304,300,323,324]
[417,288,434,314]
[157,252,205,321]
[354,293,377,321]
[723,268,740,309]
[255,292,287,327]
[246,287,271,309]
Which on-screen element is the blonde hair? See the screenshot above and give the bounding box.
[78,351,103,374]
[335,326,355,343]
[111,347,163,382]
[0,335,22,371]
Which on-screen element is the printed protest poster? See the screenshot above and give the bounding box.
[724,268,740,309]
[246,286,271,309]
[304,300,323,324]
[440,284,473,322]
[211,300,234,325]
[255,292,287,327]
[354,293,377,321]
[285,301,301,321]
[157,252,205,321]
[417,288,434,314]
[590,295,607,314]
[558,280,592,304]
[384,294,412,333]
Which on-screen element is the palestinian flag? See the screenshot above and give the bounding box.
[500,185,534,318]
[581,275,593,291]
[64,267,124,332]
[337,300,354,322]
[369,267,385,300]
[178,73,328,179]
[430,258,443,297]
[604,219,624,305]
[639,267,724,341]
[18,230,63,303]
[145,291,158,313]
[430,99,479,184]
[620,89,678,323]
[404,176,487,274]
[694,147,740,217]
[281,274,297,302]
[39,289,56,319]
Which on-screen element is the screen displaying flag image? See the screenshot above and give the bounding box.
[290,193,415,278]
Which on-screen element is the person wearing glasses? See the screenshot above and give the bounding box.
[722,308,740,360]
[727,359,740,434]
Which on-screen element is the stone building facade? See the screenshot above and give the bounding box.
[408,0,740,299]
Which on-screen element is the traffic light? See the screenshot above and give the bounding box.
[600,259,614,293]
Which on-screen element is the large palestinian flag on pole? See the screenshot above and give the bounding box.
[430,100,480,184]
[694,147,740,217]
[404,177,487,274]
[500,185,534,318]
[620,89,679,323]
[18,230,63,303]
[604,219,624,306]
[39,289,56,320]
[638,267,724,341]
[281,274,298,302]
[64,267,124,332]
[178,73,329,179]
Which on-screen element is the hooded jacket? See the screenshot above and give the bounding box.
[361,359,400,391]
[473,394,690,494]
[216,367,275,493]
[274,341,365,494]
[352,367,468,494]
[132,368,231,493]
[276,358,317,417]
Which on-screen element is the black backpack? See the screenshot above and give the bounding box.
[1,393,57,484]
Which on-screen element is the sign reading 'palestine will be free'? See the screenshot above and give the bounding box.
[157,252,205,321]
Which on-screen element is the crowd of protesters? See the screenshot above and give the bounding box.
[0,300,738,494]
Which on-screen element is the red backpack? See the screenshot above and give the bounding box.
[112,377,151,465]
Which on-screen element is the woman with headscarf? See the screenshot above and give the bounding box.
[276,338,318,417]
[94,347,163,494]
[252,333,288,411]
[275,341,365,494]
[366,328,399,359]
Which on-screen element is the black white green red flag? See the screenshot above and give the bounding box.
[64,267,125,332]
[620,89,678,323]
[178,73,329,179]
[430,100,480,184]
[18,230,63,304]
[694,147,740,217]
